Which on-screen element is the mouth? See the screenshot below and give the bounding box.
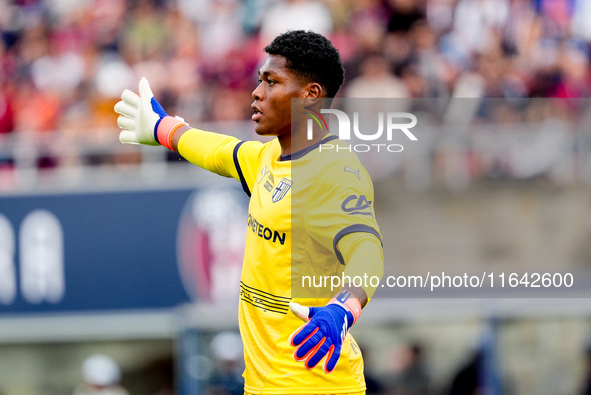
[251,104,262,122]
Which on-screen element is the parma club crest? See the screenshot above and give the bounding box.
[272,178,292,203]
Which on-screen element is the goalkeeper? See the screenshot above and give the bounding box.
[115,30,384,395]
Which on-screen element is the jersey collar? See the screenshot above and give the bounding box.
[279,135,338,161]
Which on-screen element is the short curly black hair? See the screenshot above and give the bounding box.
[264,30,344,98]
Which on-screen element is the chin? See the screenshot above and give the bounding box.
[254,123,275,137]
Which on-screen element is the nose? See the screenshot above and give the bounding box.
[252,82,263,101]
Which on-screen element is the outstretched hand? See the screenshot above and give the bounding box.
[114,77,167,146]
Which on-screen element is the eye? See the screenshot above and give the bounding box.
[268,79,277,85]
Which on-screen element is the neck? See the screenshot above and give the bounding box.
[279,125,328,158]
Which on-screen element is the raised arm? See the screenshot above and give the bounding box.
[114,77,262,183]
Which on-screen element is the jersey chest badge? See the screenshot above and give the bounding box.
[272,178,293,203]
[259,166,275,193]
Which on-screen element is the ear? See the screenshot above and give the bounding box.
[303,82,323,105]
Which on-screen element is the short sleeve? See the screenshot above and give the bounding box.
[178,128,265,197]
[305,160,382,262]
[233,140,266,197]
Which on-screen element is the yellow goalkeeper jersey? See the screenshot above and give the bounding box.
[178,131,381,394]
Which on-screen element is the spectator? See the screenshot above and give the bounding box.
[386,342,430,395]
[579,344,591,395]
[206,331,244,395]
[259,0,333,46]
[345,53,409,99]
[387,0,425,34]
[73,354,130,395]
[2,0,591,187]
[448,350,482,395]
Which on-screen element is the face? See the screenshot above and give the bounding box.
[251,55,310,137]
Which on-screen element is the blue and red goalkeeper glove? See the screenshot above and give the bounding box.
[114,77,186,150]
[289,290,362,374]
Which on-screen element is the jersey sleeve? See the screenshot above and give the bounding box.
[305,160,382,263]
[177,128,264,196]
[338,232,384,298]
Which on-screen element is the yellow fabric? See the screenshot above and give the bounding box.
[337,233,384,298]
[245,392,365,395]
[178,130,383,394]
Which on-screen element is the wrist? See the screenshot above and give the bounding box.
[328,289,362,325]
[154,116,187,150]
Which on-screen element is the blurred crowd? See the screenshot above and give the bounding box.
[1,0,591,179]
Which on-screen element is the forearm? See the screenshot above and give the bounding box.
[171,125,241,179]
[337,232,384,307]
[115,81,244,180]
[289,231,383,373]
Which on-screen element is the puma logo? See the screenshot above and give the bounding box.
[344,166,361,180]
[259,166,268,183]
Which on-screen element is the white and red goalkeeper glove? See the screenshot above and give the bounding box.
[114,77,186,150]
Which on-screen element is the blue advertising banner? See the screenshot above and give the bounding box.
[0,186,247,316]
